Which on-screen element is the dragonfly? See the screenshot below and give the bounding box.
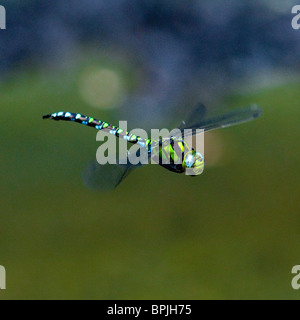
[43,104,261,190]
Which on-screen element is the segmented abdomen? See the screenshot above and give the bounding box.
[43,111,151,148]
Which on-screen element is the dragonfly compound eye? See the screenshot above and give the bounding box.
[183,152,195,168]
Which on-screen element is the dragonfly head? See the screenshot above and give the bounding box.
[183,149,204,175]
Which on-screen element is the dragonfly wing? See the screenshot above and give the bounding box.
[181,104,262,133]
[83,160,138,191]
[170,104,261,154]
[178,103,207,130]
[83,148,150,191]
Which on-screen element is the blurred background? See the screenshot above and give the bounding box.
[0,0,300,299]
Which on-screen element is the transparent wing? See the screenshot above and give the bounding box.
[168,104,261,156]
[83,160,138,191]
[183,104,261,133]
[178,103,207,130]
[83,148,150,191]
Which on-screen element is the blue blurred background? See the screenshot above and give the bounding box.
[0,0,300,299]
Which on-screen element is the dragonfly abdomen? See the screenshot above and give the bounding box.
[43,111,149,147]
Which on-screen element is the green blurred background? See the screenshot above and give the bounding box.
[0,68,299,300]
[0,0,300,300]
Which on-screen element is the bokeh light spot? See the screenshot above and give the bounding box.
[79,68,124,110]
